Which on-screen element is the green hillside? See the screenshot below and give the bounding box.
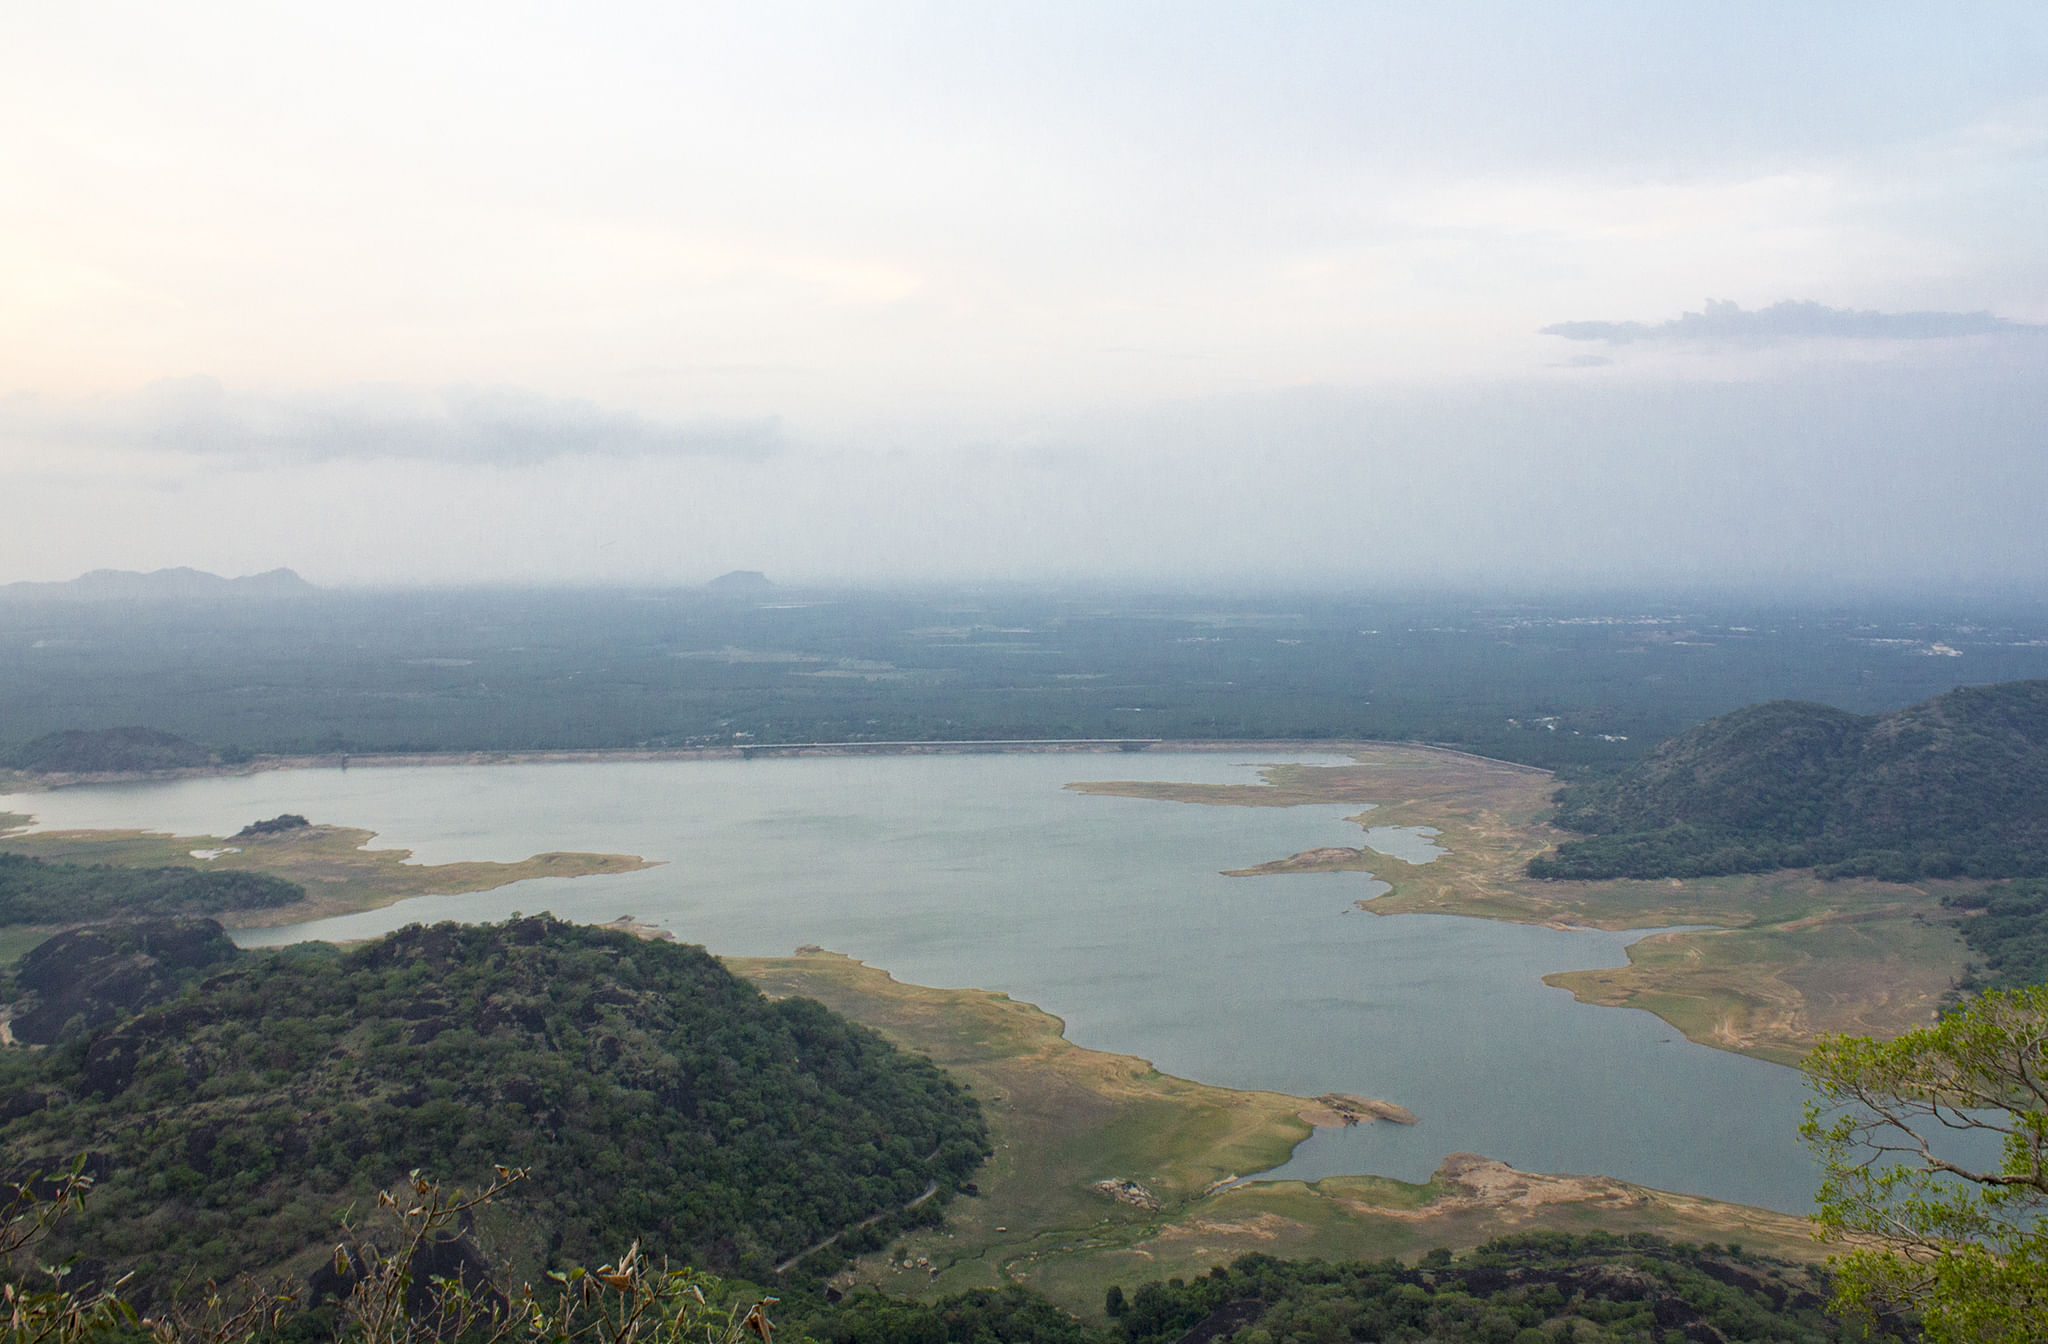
[0,917,987,1298]
[1532,680,2048,881]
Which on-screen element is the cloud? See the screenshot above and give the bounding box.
[1,378,783,465]
[1541,298,2040,345]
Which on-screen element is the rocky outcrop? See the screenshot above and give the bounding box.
[1298,1093,1419,1126]
[4,919,239,1046]
[1091,1177,1160,1209]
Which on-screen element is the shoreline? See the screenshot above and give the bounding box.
[0,737,1551,792]
[0,780,1842,1283]
[728,948,1827,1305]
[6,742,1947,1067]
[737,948,1414,1145]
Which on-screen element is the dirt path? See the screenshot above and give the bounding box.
[774,1178,941,1275]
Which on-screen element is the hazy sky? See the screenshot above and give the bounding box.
[4,2,2045,594]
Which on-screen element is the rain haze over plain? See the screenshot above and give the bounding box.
[3,2,2045,597]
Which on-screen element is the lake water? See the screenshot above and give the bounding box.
[1,752,1824,1213]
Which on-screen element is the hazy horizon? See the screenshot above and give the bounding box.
[5,4,2044,596]
[11,562,2048,616]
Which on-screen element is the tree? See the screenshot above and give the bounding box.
[1802,984,2048,1343]
[1,1163,788,1344]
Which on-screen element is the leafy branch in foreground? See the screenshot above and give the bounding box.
[1803,984,2048,1344]
[0,1162,138,1344]
[265,1167,785,1344]
[0,1163,791,1344]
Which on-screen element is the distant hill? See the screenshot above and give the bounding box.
[0,916,987,1297]
[1531,680,2048,881]
[705,569,774,592]
[8,726,215,774]
[0,567,315,601]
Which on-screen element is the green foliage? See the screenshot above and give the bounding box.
[0,1169,1885,1344]
[0,917,987,1296]
[1803,985,2048,1343]
[0,1164,794,1344]
[1946,879,2048,992]
[1534,682,2048,881]
[0,1160,146,1344]
[801,1285,1105,1344]
[792,1234,1874,1344]
[231,816,308,839]
[0,853,304,927]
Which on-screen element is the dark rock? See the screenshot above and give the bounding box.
[80,1035,144,1099]
[405,1230,506,1324]
[7,920,238,1046]
[1177,1299,1265,1344]
[1698,1258,1786,1307]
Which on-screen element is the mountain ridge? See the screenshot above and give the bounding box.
[0,567,316,601]
[1531,679,2048,881]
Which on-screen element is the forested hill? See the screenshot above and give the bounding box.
[0,917,988,1298]
[1531,679,2048,881]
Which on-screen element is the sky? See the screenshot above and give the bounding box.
[3,2,2045,595]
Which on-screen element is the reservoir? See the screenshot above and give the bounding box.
[1,752,1823,1213]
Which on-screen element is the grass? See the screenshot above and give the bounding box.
[0,823,653,932]
[726,949,1826,1317]
[1546,900,1967,1066]
[1073,744,1967,1062]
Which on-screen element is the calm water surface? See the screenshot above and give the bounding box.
[1,753,1821,1212]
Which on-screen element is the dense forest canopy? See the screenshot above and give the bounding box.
[8,726,215,773]
[1531,680,2048,881]
[798,1234,1894,1343]
[0,851,304,926]
[0,917,988,1297]
[5,589,2046,773]
[1946,878,2048,994]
